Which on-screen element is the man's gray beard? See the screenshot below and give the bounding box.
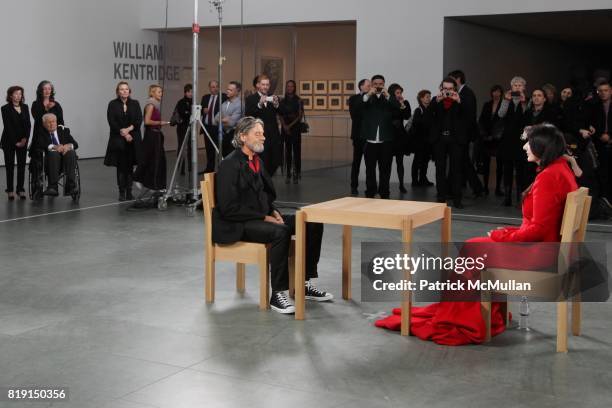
[247,141,264,153]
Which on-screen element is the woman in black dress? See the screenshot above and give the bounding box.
[278,80,303,184]
[133,84,171,192]
[410,90,434,187]
[105,81,142,201]
[388,83,412,193]
[1,86,31,199]
[477,85,504,196]
[30,81,64,158]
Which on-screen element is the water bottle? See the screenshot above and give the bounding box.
[518,296,530,330]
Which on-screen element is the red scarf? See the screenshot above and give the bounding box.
[248,155,261,173]
[442,97,454,110]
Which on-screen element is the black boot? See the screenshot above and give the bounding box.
[117,172,127,201]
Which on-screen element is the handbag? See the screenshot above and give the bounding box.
[299,107,309,134]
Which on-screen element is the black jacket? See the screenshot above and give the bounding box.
[173,97,192,127]
[359,93,399,142]
[425,98,469,145]
[212,149,278,244]
[478,100,503,142]
[201,93,227,125]
[35,126,78,153]
[244,93,280,139]
[1,103,31,149]
[348,93,364,141]
[523,104,559,128]
[589,98,612,149]
[498,100,527,160]
[104,98,142,167]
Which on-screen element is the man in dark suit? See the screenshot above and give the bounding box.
[201,80,227,173]
[37,113,78,196]
[360,74,400,199]
[244,74,282,176]
[589,81,612,201]
[348,78,370,195]
[448,70,483,197]
[213,117,332,314]
[426,77,468,208]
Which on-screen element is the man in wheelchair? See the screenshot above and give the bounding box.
[35,113,79,196]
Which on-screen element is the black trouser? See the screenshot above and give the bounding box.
[364,141,393,199]
[283,128,302,177]
[203,124,221,172]
[433,140,463,202]
[502,159,527,200]
[46,150,77,189]
[222,129,234,158]
[350,139,365,190]
[596,145,611,200]
[394,153,405,186]
[463,144,483,193]
[481,154,503,192]
[412,140,431,184]
[176,124,192,175]
[241,213,323,292]
[3,146,27,192]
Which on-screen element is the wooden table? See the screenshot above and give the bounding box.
[294,197,451,335]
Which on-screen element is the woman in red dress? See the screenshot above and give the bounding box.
[376,124,579,345]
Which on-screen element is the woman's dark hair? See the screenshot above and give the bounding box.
[387,83,403,100]
[417,89,431,106]
[285,80,297,96]
[440,77,457,90]
[36,80,55,101]
[6,86,25,104]
[184,83,193,93]
[489,84,504,98]
[527,124,566,169]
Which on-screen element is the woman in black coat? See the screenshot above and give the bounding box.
[388,83,412,193]
[105,81,142,201]
[477,85,504,196]
[1,86,31,199]
[410,90,434,187]
[30,81,63,158]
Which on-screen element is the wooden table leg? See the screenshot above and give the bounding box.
[342,225,352,300]
[400,218,413,336]
[295,210,306,320]
[442,206,451,243]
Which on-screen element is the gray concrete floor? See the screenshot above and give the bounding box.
[0,154,611,408]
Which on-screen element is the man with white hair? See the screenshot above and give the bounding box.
[36,113,78,196]
[212,116,333,314]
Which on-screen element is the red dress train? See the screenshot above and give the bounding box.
[375,158,578,345]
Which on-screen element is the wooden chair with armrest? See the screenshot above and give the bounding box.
[481,187,591,352]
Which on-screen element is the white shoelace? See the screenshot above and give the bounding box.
[276,291,292,307]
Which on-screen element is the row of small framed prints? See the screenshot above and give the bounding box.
[302,95,350,111]
[299,80,355,95]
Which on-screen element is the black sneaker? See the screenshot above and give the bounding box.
[270,291,295,314]
[305,281,334,302]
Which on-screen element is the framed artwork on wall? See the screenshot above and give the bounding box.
[328,95,342,110]
[299,80,313,95]
[260,56,284,95]
[328,80,342,95]
[301,95,313,110]
[343,80,356,94]
[314,80,328,95]
[313,95,327,110]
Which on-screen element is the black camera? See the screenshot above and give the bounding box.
[444,91,452,98]
[511,91,521,97]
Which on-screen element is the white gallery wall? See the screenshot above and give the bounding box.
[0,0,159,165]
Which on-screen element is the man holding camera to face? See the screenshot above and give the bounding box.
[425,77,468,209]
[359,74,400,199]
[245,74,282,176]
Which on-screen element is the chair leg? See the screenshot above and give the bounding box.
[258,249,269,311]
[288,237,295,298]
[205,250,215,304]
[571,295,581,336]
[557,301,568,352]
[481,300,492,342]
[236,263,246,294]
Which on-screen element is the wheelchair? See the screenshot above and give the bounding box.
[28,149,81,202]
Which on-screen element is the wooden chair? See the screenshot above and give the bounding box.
[481,187,591,352]
[201,173,294,310]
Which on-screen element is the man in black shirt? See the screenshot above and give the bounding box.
[348,78,370,195]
